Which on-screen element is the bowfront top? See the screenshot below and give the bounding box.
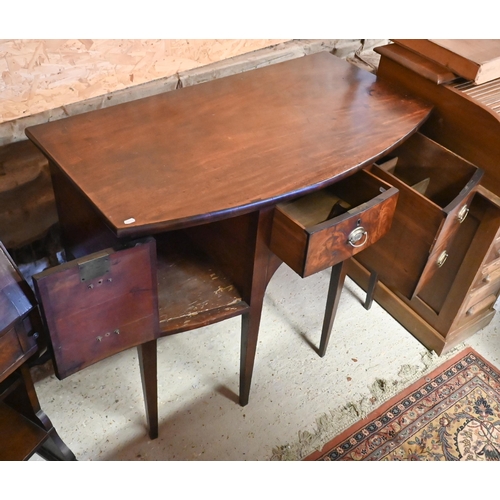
[26,51,432,237]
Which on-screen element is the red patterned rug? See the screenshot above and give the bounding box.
[305,347,500,461]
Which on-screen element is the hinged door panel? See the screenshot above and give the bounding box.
[33,238,159,379]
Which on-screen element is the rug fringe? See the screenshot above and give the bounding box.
[270,345,465,460]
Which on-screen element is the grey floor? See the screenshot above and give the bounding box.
[31,263,500,461]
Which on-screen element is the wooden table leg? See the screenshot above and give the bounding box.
[138,339,158,439]
[6,365,77,461]
[318,261,347,358]
[239,301,265,407]
[238,209,276,407]
[364,269,378,310]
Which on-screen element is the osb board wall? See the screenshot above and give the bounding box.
[0,40,288,132]
[0,39,386,146]
[0,39,388,249]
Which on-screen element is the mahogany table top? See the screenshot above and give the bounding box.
[26,52,432,237]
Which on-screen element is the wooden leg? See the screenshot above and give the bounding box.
[138,339,158,440]
[239,299,265,407]
[318,261,346,358]
[5,365,77,460]
[238,209,276,407]
[364,269,378,310]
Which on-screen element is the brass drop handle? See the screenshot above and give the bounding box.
[437,250,449,268]
[457,204,469,223]
[348,226,368,248]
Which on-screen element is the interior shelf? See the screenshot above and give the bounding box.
[155,231,249,335]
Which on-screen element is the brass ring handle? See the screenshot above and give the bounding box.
[457,205,469,223]
[348,227,368,248]
[437,250,449,268]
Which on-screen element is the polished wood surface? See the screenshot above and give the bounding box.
[33,239,159,379]
[26,52,431,238]
[376,44,500,195]
[0,400,48,461]
[0,243,34,338]
[360,133,482,299]
[32,239,160,439]
[376,44,457,84]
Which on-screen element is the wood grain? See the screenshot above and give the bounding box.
[26,52,432,239]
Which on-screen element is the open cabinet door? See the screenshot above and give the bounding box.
[32,238,159,379]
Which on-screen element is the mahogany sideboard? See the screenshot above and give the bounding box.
[24,52,432,421]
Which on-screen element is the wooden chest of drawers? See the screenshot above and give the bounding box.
[348,40,500,355]
[443,187,500,334]
[0,242,75,460]
[348,135,500,354]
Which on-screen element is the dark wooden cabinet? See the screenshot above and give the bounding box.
[0,242,75,460]
[347,41,500,355]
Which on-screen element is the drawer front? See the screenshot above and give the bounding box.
[270,171,399,278]
[472,260,500,291]
[468,221,500,294]
[460,248,500,327]
[367,132,483,299]
[465,277,500,310]
[412,184,478,298]
[303,193,398,276]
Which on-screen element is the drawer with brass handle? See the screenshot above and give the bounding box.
[270,169,398,278]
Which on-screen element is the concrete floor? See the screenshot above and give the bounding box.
[31,263,500,461]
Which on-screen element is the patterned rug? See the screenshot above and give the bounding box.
[305,347,500,461]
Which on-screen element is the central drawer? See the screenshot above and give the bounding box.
[269,169,399,278]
